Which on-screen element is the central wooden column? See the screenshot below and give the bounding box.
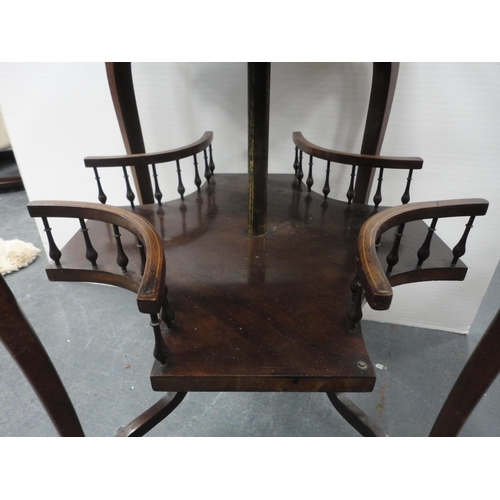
[248,63,271,237]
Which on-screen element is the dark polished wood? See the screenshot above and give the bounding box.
[1,274,186,436]
[105,62,154,204]
[430,308,500,437]
[84,132,214,168]
[27,201,167,315]
[354,63,400,204]
[248,63,271,237]
[357,199,489,311]
[293,132,423,171]
[37,175,484,397]
[0,273,84,437]
[25,62,490,436]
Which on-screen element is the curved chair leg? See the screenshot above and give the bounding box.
[354,62,400,204]
[105,62,154,204]
[327,392,388,437]
[429,308,500,437]
[0,275,85,437]
[115,392,187,437]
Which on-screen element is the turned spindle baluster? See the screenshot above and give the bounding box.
[193,155,201,191]
[122,166,135,208]
[401,169,413,205]
[348,276,363,332]
[373,168,384,209]
[208,144,215,175]
[293,146,299,176]
[41,217,61,266]
[151,164,163,205]
[161,290,175,329]
[203,149,212,183]
[137,239,146,276]
[93,167,107,204]
[386,224,405,275]
[417,218,438,267]
[306,155,314,191]
[176,160,186,200]
[113,224,129,272]
[79,218,98,268]
[150,313,170,364]
[452,216,476,265]
[346,165,357,204]
[323,161,331,198]
[193,154,202,191]
[297,150,304,182]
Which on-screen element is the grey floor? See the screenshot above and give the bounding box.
[2,179,500,437]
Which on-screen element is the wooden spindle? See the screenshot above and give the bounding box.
[161,290,175,329]
[93,167,107,204]
[348,277,363,332]
[151,164,163,205]
[373,168,384,209]
[417,218,438,267]
[150,313,170,364]
[203,149,212,183]
[297,150,304,182]
[176,160,186,200]
[208,144,215,175]
[386,223,405,275]
[79,218,98,268]
[122,166,135,208]
[306,155,314,191]
[293,146,299,175]
[346,165,357,204]
[452,216,476,265]
[401,169,413,205]
[193,154,202,191]
[323,161,331,198]
[113,224,129,272]
[137,239,146,276]
[41,217,61,266]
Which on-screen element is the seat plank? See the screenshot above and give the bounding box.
[53,174,468,393]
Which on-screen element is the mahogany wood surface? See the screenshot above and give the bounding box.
[357,199,489,310]
[44,174,478,395]
[23,62,490,434]
[248,63,271,236]
[429,308,500,437]
[354,63,400,204]
[292,131,423,171]
[84,132,214,168]
[105,62,154,204]
[105,63,399,220]
[1,273,189,436]
[0,274,85,437]
[27,201,167,314]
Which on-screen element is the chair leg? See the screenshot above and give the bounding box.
[115,392,187,437]
[327,392,388,437]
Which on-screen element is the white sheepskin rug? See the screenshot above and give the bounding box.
[0,238,41,275]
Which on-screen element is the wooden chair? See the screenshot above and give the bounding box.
[26,63,490,436]
[3,202,186,436]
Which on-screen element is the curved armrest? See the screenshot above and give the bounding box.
[357,199,489,311]
[293,131,423,170]
[27,201,166,315]
[84,131,213,168]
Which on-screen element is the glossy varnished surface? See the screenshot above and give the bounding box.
[148,174,374,392]
[54,174,469,394]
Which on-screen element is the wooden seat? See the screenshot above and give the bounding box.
[25,62,491,436]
